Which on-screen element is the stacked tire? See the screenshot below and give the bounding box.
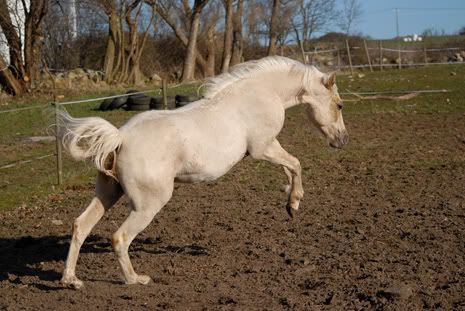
[175,94,200,108]
[98,91,201,111]
[126,94,151,111]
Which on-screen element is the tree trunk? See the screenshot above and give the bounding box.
[181,10,201,82]
[230,0,244,66]
[24,0,47,87]
[205,27,216,77]
[221,0,233,73]
[267,0,280,56]
[0,56,26,95]
[103,8,119,83]
[0,0,25,79]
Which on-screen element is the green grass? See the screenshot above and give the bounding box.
[0,65,464,211]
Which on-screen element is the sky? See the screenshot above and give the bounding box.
[349,0,465,39]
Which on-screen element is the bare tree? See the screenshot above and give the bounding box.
[292,0,337,50]
[266,0,280,55]
[0,0,24,78]
[152,0,219,80]
[24,0,48,85]
[0,0,47,93]
[96,0,155,84]
[230,0,243,66]
[221,0,233,72]
[181,0,210,82]
[0,53,26,94]
[338,0,362,35]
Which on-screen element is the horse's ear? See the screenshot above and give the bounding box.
[322,73,336,90]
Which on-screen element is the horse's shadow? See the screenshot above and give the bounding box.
[0,234,208,286]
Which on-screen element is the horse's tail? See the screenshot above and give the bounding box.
[55,108,122,180]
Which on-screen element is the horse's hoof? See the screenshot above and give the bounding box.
[61,275,84,289]
[286,204,294,218]
[286,200,300,218]
[126,274,152,285]
[137,274,152,285]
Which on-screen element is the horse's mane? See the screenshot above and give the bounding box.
[201,56,317,99]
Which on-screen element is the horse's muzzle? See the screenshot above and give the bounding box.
[329,130,349,149]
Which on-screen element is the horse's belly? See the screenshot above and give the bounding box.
[175,149,245,183]
[175,172,220,183]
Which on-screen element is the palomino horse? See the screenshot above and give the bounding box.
[58,56,348,289]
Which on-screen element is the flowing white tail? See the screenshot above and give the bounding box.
[56,109,122,179]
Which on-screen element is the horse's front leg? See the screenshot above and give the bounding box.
[254,139,304,217]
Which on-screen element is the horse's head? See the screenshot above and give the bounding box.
[299,72,349,149]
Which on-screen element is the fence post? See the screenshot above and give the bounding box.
[345,39,354,75]
[311,46,317,65]
[298,41,306,64]
[336,45,341,70]
[53,102,63,185]
[162,79,168,110]
[363,40,373,72]
[398,43,402,69]
[423,44,428,65]
[379,41,383,71]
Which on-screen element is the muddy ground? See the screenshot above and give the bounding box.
[0,110,464,310]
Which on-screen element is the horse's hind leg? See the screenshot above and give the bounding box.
[61,173,123,289]
[112,182,173,285]
[254,139,303,216]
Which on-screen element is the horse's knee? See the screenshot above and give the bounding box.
[112,232,128,255]
[72,218,89,245]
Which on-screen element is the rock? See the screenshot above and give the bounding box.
[377,283,413,300]
[450,71,457,76]
[23,136,55,143]
[150,73,162,82]
[357,73,365,78]
[52,219,63,226]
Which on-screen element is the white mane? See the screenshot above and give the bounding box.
[201,56,318,99]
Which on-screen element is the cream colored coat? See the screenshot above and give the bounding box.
[57,56,348,288]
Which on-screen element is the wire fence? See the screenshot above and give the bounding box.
[302,39,465,73]
[0,85,177,210]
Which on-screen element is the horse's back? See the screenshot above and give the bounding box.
[117,102,249,184]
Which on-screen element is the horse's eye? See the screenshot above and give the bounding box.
[337,103,343,110]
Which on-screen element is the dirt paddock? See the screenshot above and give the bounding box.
[1,110,464,310]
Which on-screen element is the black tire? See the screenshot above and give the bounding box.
[150,97,164,110]
[109,96,128,110]
[99,98,113,111]
[125,89,139,95]
[175,94,199,104]
[127,95,151,106]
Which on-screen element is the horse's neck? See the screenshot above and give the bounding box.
[246,72,304,110]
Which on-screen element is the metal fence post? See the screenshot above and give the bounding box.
[53,102,63,185]
[162,80,168,110]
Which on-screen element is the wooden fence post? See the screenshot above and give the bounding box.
[311,46,317,65]
[364,40,373,72]
[423,44,428,65]
[345,39,354,75]
[398,43,402,69]
[299,40,306,64]
[336,45,341,70]
[379,41,383,71]
[53,102,63,185]
[162,80,168,110]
